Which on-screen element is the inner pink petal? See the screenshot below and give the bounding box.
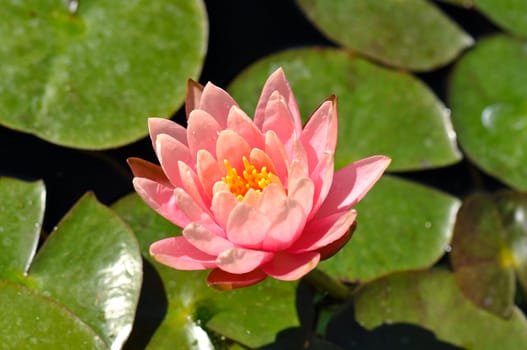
[288,176,315,218]
[226,202,271,249]
[150,236,217,270]
[254,68,302,133]
[260,198,306,251]
[198,82,238,128]
[211,190,238,231]
[155,133,192,188]
[173,188,220,236]
[262,251,320,281]
[261,91,296,150]
[216,130,251,170]
[216,247,273,274]
[196,149,222,197]
[227,105,264,150]
[177,161,210,210]
[187,109,222,157]
[149,117,188,150]
[264,131,289,184]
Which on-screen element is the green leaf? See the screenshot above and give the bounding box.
[320,176,460,282]
[228,48,461,171]
[0,281,108,349]
[113,193,300,349]
[0,0,207,149]
[450,193,515,318]
[0,178,45,283]
[28,193,143,349]
[353,270,527,350]
[449,35,527,190]
[295,0,473,71]
[474,0,527,37]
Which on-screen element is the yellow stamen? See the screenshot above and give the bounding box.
[222,157,274,200]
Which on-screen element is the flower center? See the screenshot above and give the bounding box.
[222,156,273,200]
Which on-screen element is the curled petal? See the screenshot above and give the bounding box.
[290,210,357,253]
[198,82,238,128]
[316,155,391,219]
[185,79,204,117]
[254,68,302,133]
[150,237,216,270]
[183,223,232,256]
[208,268,267,290]
[148,117,188,150]
[187,109,222,157]
[127,157,171,187]
[216,247,273,274]
[318,221,356,260]
[262,251,320,281]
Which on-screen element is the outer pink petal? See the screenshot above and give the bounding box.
[148,118,188,151]
[127,157,171,187]
[289,210,357,253]
[150,236,217,270]
[207,268,267,290]
[198,82,238,128]
[196,149,222,197]
[227,105,264,150]
[216,247,273,274]
[133,177,189,228]
[264,131,289,183]
[315,155,391,219]
[211,189,238,230]
[254,68,302,133]
[300,97,337,171]
[261,91,296,150]
[183,223,233,256]
[155,134,192,188]
[187,109,222,157]
[226,202,271,249]
[308,151,334,219]
[185,79,204,117]
[216,130,251,171]
[262,251,320,281]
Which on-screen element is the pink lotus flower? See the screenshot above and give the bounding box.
[129,68,390,290]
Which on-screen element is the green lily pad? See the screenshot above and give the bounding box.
[112,193,299,349]
[353,270,527,350]
[450,193,515,318]
[449,35,527,190]
[0,178,45,283]
[295,0,472,71]
[0,180,143,350]
[450,192,527,318]
[228,48,461,171]
[0,281,107,349]
[474,0,527,37]
[0,0,207,149]
[320,176,460,282]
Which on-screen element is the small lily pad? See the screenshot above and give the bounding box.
[450,191,527,318]
[319,175,460,282]
[228,48,461,171]
[113,193,299,349]
[474,0,527,37]
[449,35,527,190]
[295,0,472,71]
[353,270,527,350]
[0,0,207,149]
